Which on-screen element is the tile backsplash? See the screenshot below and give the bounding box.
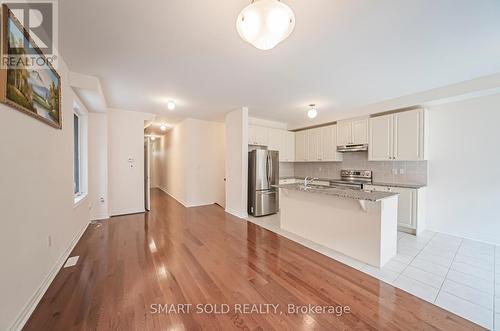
[279,162,295,178]
[283,152,427,185]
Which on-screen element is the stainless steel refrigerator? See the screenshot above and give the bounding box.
[248,150,279,217]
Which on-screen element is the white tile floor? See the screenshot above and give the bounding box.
[247,214,499,330]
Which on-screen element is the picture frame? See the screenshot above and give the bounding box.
[0,4,62,129]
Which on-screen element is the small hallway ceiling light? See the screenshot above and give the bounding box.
[167,100,176,110]
[308,104,318,119]
[236,0,296,51]
[160,124,168,131]
[150,136,156,141]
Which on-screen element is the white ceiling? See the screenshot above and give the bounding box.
[60,0,500,128]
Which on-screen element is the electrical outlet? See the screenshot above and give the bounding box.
[392,169,398,175]
[48,235,52,247]
[399,168,405,175]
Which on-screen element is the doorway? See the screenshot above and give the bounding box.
[144,138,151,211]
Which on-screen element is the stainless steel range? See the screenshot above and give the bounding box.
[329,170,372,190]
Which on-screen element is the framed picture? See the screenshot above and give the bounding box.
[0,4,61,129]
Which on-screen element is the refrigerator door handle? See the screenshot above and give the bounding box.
[268,153,273,184]
[267,153,271,185]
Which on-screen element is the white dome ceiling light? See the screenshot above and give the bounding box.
[236,0,296,51]
[307,104,318,119]
[160,124,168,131]
[167,100,176,110]
[150,136,156,141]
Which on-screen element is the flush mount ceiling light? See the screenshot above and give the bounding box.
[236,0,295,51]
[160,124,168,131]
[307,104,318,119]
[167,100,176,110]
[150,136,156,141]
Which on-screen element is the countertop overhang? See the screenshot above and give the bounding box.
[273,184,399,202]
[279,177,426,189]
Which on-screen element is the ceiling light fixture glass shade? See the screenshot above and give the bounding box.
[236,0,295,50]
[160,124,168,131]
[150,136,156,141]
[167,100,176,110]
[308,104,318,119]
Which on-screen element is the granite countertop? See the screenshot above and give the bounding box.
[370,182,426,189]
[274,183,399,202]
[279,176,340,182]
[279,177,426,189]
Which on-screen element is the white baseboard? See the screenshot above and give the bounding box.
[91,214,110,221]
[110,208,145,217]
[157,187,222,208]
[225,208,248,220]
[426,227,500,247]
[8,221,90,331]
[158,187,188,207]
[185,201,217,208]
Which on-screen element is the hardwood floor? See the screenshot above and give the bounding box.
[23,189,484,330]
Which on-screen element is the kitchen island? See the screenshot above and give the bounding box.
[275,184,399,268]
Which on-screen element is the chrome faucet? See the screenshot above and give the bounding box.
[304,176,319,188]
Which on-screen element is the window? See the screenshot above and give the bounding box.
[73,102,88,204]
[74,113,81,195]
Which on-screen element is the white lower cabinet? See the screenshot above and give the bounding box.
[391,187,416,229]
[364,185,426,234]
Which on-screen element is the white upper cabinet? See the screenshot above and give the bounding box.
[337,121,352,146]
[369,108,426,161]
[265,127,295,162]
[295,130,308,162]
[285,131,295,162]
[369,114,393,161]
[267,128,282,151]
[248,125,269,146]
[393,109,425,161]
[307,128,322,161]
[337,117,369,146]
[294,125,342,162]
[321,125,343,162]
[351,119,369,144]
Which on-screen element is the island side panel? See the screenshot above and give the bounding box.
[379,195,398,266]
[280,189,394,268]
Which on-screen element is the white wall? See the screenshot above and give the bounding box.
[88,112,109,220]
[158,118,225,207]
[150,139,161,188]
[185,119,225,207]
[224,108,248,218]
[0,59,91,330]
[159,120,188,205]
[426,93,500,245]
[107,108,154,216]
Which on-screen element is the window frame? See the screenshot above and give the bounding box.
[73,101,88,205]
[74,112,81,196]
